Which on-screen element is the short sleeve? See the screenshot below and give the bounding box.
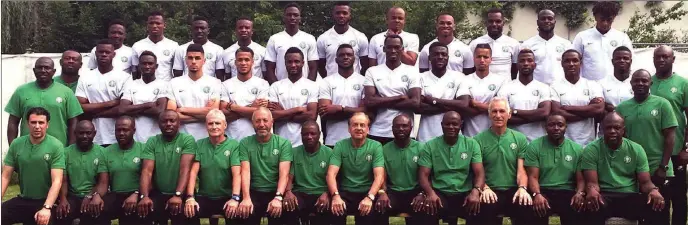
[264,37,277,62]
[417,143,432,169]
[223,51,232,74]
[173,45,186,71]
[64,93,84,119]
[215,48,225,70]
[372,143,384,168]
[239,142,249,162]
[523,144,539,168]
[220,84,230,102]
[279,139,293,162]
[329,144,343,167]
[131,45,140,66]
[572,34,584,56]
[496,83,509,98]
[510,42,520,63]
[96,152,107,173]
[141,139,156,160]
[660,100,679,129]
[3,142,18,167]
[229,143,241,166]
[181,135,197,155]
[455,79,472,97]
[407,34,420,53]
[550,86,561,102]
[408,72,421,89]
[88,47,97,70]
[682,82,688,108]
[268,83,279,103]
[316,36,327,59]
[357,33,369,57]
[318,79,332,100]
[469,139,483,163]
[257,82,270,99]
[306,38,318,61]
[581,144,599,171]
[517,138,528,159]
[418,47,429,69]
[121,82,135,102]
[307,85,319,103]
[590,81,604,99]
[210,82,222,101]
[462,46,475,69]
[368,37,379,60]
[4,89,22,117]
[538,85,552,103]
[51,146,66,169]
[363,69,375,87]
[635,145,650,173]
[75,78,88,98]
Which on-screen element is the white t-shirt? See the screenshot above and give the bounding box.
[268,76,319,147]
[368,30,420,65]
[220,76,269,141]
[318,73,366,145]
[169,75,222,141]
[363,64,421,138]
[222,41,267,79]
[264,30,318,81]
[573,28,633,81]
[551,78,604,146]
[460,73,508,137]
[418,38,474,72]
[316,26,369,76]
[173,41,225,78]
[520,35,572,85]
[597,75,633,137]
[417,70,467,142]
[75,69,131,145]
[497,79,552,141]
[469,34,520,79]
[88,45,135,74]
[121,79,171,143]
[131,37,180,81]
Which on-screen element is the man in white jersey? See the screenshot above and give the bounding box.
[220,47,269,141]
[599,46,633,113]
[573,1,633,81]
[551,49,605,146]
[318,44,367,147]
[457,44,508,137]
[131,11,179,81]
[268,47,318,147]
[418,13,474,75]
[520,9,572,85]
[76,39,131,146]
[167,44,221,141]
[118,51,170,143]
[173,16,225,79]
[222,17,266,80]
[87,19,135,74]
[368,7,419,67]
[265,3,318,84]
[469,8,520,80]
[317,2,369,77]
[363,34,421,145]
[416,42,467,142]
[497,49,552,141]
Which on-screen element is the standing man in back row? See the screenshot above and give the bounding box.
[418,13,474,75]
[469,8,520,80]
[368,7,419,67]
[173,16,225,79]
[131,11,179,81]
[222,17,267,80]
[520,9,572,85]
[317,1,369,77]
[265,3,318,83]
[88,19,135,74]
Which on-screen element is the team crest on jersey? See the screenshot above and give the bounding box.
[460,152,468,160]
[349,40,357,47]
[121,56,128,62]
[205,53,213,59]
[299,42,307,49]
[610,40,618,47]
[203,86,210,93]
[133,157,140,164]
[565,155,573,162]
[163,50,171,56]
[301,89,309,96]
[412,156,419,163]
[108,80,116,87]
[251,87,258,95]
[454,50,462,57]
[44,153,50,161]
[272,149,279,155]
[624,156,631,164]
[671,87,678,93]
[510,143,517,150]
[320,161,327,168]
[556,45,565,53]
[651,109,658,116]
[175,147,181,153]
[488,84,496,91]
[93,158,99,166]
[224,150,231,157]
[56,97,63,103]
[583,89,590,96]
[502,46,509,53]
[353,84,361,91]
[153,88,160,95]
[447,82,455,89]
[366,154,372,162]
[532,90,540,96]
[401,75,409,82]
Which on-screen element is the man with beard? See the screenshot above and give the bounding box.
[419,13,474,75]
[598,46,634,114]
[520,9,572,85]
[368,7,419,66]
[327,112,385,225]
[220,47,270,141]
[131,11,179,81]
[469,8,520,80]
[363,34,421,145]
[573,1,633,81]
[119,51,170,143]
[76,39,131,147]
[137,110,197,225]
[55,120,109,225]
[6,57,82,146]
[616,69,677,224]
[222,17,267,79]
[173,16,225,79]
[317,1,369,76]
[318,44,367,147]
[524,114,586,225]
[54,50,83,92]
[497,49,552,141]
[2,107,65,225]
[87,19,135,73]
[235,107,293,225]
[419,111,484,225]
[265,3,318,83]
[582,112,666,225]
[268,47,318,147]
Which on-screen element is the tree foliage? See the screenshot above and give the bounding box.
[517,1,596,30]
[625,1,688,46]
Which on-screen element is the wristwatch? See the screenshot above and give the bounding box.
[513,109,518,115]
[432,99,437,105]
[532,192,540,197]
[231,194,241,202]
[660,164,670,171]
[43,204,52,210]
[332,191,340,197]
[139,194,147,200]
[174,191,182,197]
[366,193,375,201]
[85,193,93,199]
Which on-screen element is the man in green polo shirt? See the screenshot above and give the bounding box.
[5,57,83,146]
[1,107,65,225]
[524,114,585,225]
[582,112,666,225]
[54,120,109,225]
[235,107,293,225]
[183,109,242,224]
[473,97,531,225]
[54,50,82,92]
[282,120,333,225]
[418,111,484,225]
[137,110,196,225]
[327,112,385,225]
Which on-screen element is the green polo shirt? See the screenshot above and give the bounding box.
[651,73,688,155]
[418,135,482,194]
[383,140,421,192]
[581,138,650,193]
[64,144,107,197]
[474,128,529,190]
[53,76,78,93]
[524,137,583,191]
[238,134,293,192]
[617,95,677,177]
[104,142,144,193]
[290,145,332,195]
[141,133,197,195]
[195,137,241,199]
[4,81,83,146]
[330,138,384,193]
[3,135,65,199]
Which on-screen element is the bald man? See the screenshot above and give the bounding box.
[368,7,420,66]
[5,57,83,146]
[54,50,83,92]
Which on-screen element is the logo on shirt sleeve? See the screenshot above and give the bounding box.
[203,86,211,93]
[56,97,63,103]
[301,89,309,96]
[488,84,496,91]
[624,155,632,164]
[163,50,171,56]
[121,56,128,62]
[133,157,140,164]
[610,40,618,47]
[353,84,362,91]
